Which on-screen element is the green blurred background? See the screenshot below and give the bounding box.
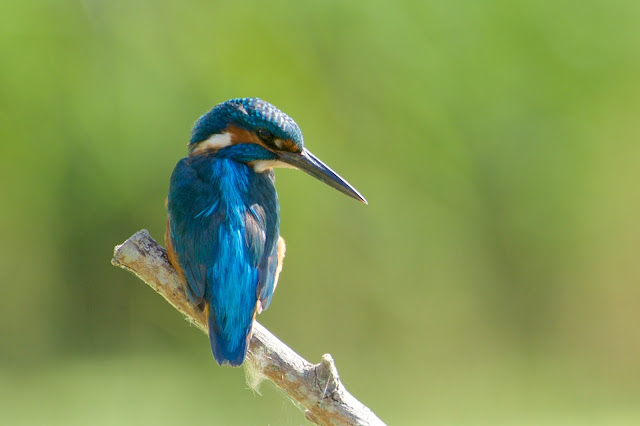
[1,0,639,424]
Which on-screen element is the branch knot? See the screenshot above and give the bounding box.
[315,354,341,402]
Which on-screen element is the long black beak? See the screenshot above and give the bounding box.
[276,148,367,204]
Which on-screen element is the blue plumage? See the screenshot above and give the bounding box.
[168,153,278,366]
[166,98,366,367]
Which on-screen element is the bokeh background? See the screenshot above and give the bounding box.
[1,0,639,424]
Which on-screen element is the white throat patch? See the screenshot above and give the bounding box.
[251,160,298,173]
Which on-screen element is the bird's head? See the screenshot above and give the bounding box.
[188,98,366,203]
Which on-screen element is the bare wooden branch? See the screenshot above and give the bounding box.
[112,230,385,426]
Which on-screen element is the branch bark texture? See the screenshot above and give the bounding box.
[112,230,385,426]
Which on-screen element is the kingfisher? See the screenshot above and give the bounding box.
[165,98,366,366]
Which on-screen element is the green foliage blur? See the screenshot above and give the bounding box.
[2,0,639,424]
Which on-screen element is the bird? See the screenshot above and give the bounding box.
[165,98,366,366]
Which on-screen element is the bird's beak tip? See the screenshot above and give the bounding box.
[352,191,368,205]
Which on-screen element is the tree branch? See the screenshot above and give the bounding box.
[111,230,385,426]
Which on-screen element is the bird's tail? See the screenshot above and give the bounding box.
[206,304,254,367]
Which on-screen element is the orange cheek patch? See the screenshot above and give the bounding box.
[281,139,300,152]
[228,125,263,146]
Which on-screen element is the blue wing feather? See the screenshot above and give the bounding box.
[257,238,279,311]
[167,154,279,366]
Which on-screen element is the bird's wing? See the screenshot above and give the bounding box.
[166,157,225,305]
[242,170,281,313]
[257,235,285,312]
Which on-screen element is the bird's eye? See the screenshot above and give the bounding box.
[257,129,274,143]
